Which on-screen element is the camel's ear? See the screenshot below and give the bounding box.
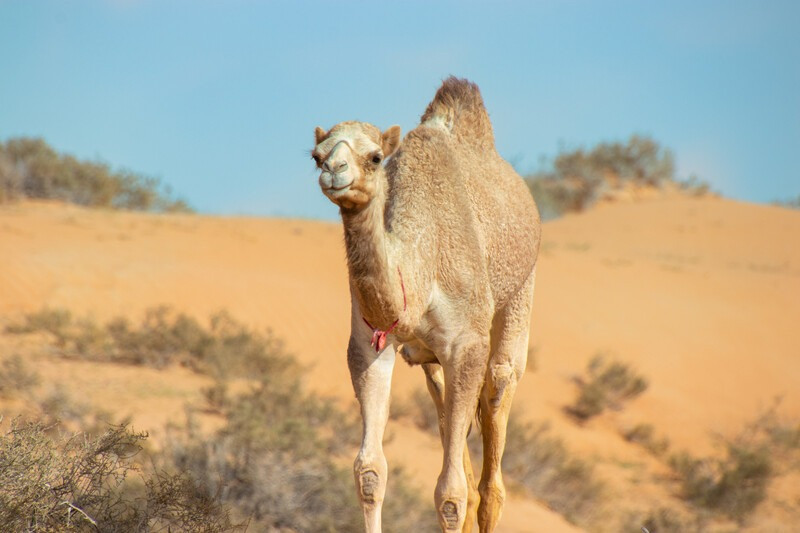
[314,126,327,145]
[381,125,402,157]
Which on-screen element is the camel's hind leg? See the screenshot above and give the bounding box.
[423,363,480,533]
[477,269,536,532]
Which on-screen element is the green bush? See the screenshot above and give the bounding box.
[567,354,648,421]
[5,308,73,343]
[622,422,670,457]
[667,400,800,521]
[526,135,708,219]
[6,307,296,379]
[670,444,771,521]
[0,137,191,212]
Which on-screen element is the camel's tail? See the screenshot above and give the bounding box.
[420,76,495,150]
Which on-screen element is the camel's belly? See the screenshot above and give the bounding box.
[398,340,438,366]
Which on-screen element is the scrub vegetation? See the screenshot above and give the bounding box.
[0,137,191,212]
[1,307,437,532]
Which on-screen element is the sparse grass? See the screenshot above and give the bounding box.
[622,506,693,533]
[495,417,603,525]
[36,385,92,426]
[567,354,648,421]
[0,354,40,398]
[2,306,439,532]
[755,399,800,454]
[411,387,440,435]
[162,347,435,532]
[406,376,603,525]
[5,307,295,379]
[5,308,72,342]
[622,422,670,457]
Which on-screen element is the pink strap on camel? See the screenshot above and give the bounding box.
[362,267,407,352]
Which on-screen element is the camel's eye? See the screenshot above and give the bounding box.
[371,153,382,165]
[312,154,321,165]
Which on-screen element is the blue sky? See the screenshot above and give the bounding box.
[1,0,798,219]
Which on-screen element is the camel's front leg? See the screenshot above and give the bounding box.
[348,333,396,533]
[436,337,489,532]
[478,269,535,532]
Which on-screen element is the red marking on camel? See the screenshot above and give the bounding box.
[362,267,407,352]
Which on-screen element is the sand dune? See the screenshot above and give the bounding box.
[1,196,798,531]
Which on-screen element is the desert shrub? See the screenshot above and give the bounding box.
[773,194,800,209]
[0,355,40,398]
[622,506,693,533]
[165,367,436,532]
[0,420,240,532]
[567,354,648,421]
[5,307,295,380]
[36,385,92,427]
[201,379,230,414]
[670,444,771,521]
[622,423,670,457]
[668,400,800,521]
[492,417,603,525]
[4,306,438,531]
[754,398,800,453]
[525,135,709,219]
[410,387,602,524]
[0,137,191,212]
[766,419,800,452]
[5,308,72,343]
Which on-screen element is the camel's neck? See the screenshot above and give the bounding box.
[341,171,404,328]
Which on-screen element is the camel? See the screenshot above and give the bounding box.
[311,77,541,532]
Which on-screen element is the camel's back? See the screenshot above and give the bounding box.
[460,141,540,308]
[420,77,541,307]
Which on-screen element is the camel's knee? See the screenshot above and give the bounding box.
[354,454,388,506]
[488,361,515,407]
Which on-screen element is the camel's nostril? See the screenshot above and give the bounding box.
[323,160,348,173]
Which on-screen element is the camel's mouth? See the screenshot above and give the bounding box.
[327,181,353,192]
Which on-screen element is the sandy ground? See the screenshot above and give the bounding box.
[1,196,799,531]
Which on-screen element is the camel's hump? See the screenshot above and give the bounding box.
[420,76,495,150]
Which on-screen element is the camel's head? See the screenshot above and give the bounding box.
[311,121,401,210]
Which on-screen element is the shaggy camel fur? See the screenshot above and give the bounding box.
[311,77,541,532]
